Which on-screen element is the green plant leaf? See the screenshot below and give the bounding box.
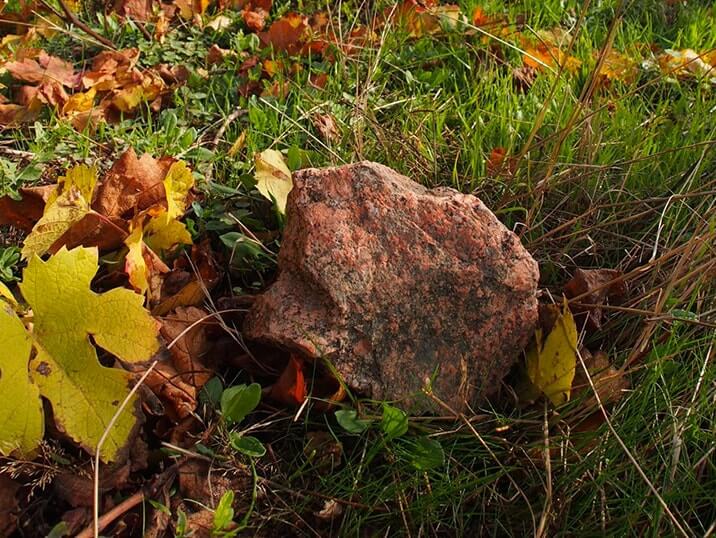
[335,409,371,434]
[409,437,445,471]
[230,433,266,458]
[199,377,224,407]
[221,383,261,424]
[213,490,235,531]
[381,404,408,440]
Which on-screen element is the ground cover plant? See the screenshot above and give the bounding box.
[0,0,714,536]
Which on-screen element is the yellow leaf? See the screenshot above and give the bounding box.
[255,149,293,215]
[163,161,194,219]
[2,246,160,461]
[0,281,18,308]
[525,301,578,406]
[124,224,149,295]
[22,165,98,259]
[124,222,171,300]
[144,211,192,253]
[227,130,246,158]
[62,87,96,115]
[0,303,42,457]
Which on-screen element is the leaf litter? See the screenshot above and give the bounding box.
[0,0,711,535]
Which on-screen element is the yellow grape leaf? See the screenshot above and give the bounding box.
[22,165,97,259]
[0,246,160,461]
[255,149,293,215]
[0,303,42,457]
[163,161,194,219]
[144,211,192,253]
[526,301,578,406]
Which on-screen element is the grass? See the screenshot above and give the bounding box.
[1,0,715,536]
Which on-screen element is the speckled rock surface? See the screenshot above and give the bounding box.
[244,162,539,411]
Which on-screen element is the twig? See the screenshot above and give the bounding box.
[56,0,116,50]
[78,491,144,538]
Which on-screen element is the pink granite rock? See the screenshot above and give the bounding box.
[244,162,539,412]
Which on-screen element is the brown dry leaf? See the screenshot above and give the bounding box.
[0,475,19,537]
[389,1,462,38]
[152,240,221,315]
[304,431,343,470]
[313,113,339,142]
[159,306,214,390]
[242,7,268,31]
[572,349,629,409]
[512,65,536,91]
[92,148,172,219]
[259,13,309,55]
[82,49,141,92]
[113,0,154,21]
[564,268,627,331]
[315,499,343,522]
[52,211,128,253]
[178,460,250,506]
[5,50,77,87]
[657,48,715,80]
[206,44,235,66]
[0,185,54,231]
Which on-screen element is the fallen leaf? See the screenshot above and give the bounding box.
[564,268,626,330]
[525,300,578,406]
[140,306,214,419]
[124,222,169,299]
[255,148,292,214]
[113,0,153,21]
[259,13,308,55]
[62,87,96,115]
[0,185,54,231]
[657,48,715,80]
[163,160,194,218]
[5,50,77,87]
[152,240,220,316]
[82,49,141,92]
[174,0,209,19]
[21,164,97,259]
[572,349,629,408]
[242,7,268,31]
[144,211,193,254]
[206,44,234,65]
[270,354,306,405]
[92,148,171,219]
[0,246,160,461]
[512,65,536,92]
[597,50,638,85]
[313,113,339,142]
[314,499,343,522]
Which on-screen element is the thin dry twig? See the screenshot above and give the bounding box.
[56,0,117,49]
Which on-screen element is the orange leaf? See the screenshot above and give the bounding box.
[270,354,307,405]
